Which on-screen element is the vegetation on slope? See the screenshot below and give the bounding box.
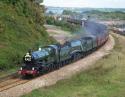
[45,16,81,33]
[0,0,56,70]
[23,33,125,97]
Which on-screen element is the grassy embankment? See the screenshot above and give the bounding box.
[23,33,125,97]
[0,0,56,76]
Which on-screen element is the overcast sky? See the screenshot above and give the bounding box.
[43,0,125,8]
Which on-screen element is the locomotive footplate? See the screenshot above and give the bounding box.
[18,70,38,75]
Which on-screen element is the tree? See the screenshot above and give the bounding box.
[62,10,73,15]
[48,11,54,15]
[35,0,43,4]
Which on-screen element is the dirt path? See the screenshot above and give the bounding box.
[0,35,115,97]
[45,25,73,44]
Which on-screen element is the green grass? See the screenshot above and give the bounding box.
[22,33,125,97]
[0,68,17,77]
[0,0,56,71]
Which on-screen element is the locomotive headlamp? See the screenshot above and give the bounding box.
[20,67,22,70]
[32,67,35,70]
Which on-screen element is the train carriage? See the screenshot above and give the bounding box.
[59,43,71,62]
[82,37,93,52]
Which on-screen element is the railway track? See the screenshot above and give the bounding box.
[0,72,30,92]
[0,77,29,92]
[0,72,18,83]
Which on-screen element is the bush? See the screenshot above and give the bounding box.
[46,16,80,32]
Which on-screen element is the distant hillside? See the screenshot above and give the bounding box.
[46,7,125,20]
[83,10,125,20]
[46,6,125,14]
[0,0,55,70]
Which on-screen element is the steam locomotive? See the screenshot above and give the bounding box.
[18,20,109,77]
